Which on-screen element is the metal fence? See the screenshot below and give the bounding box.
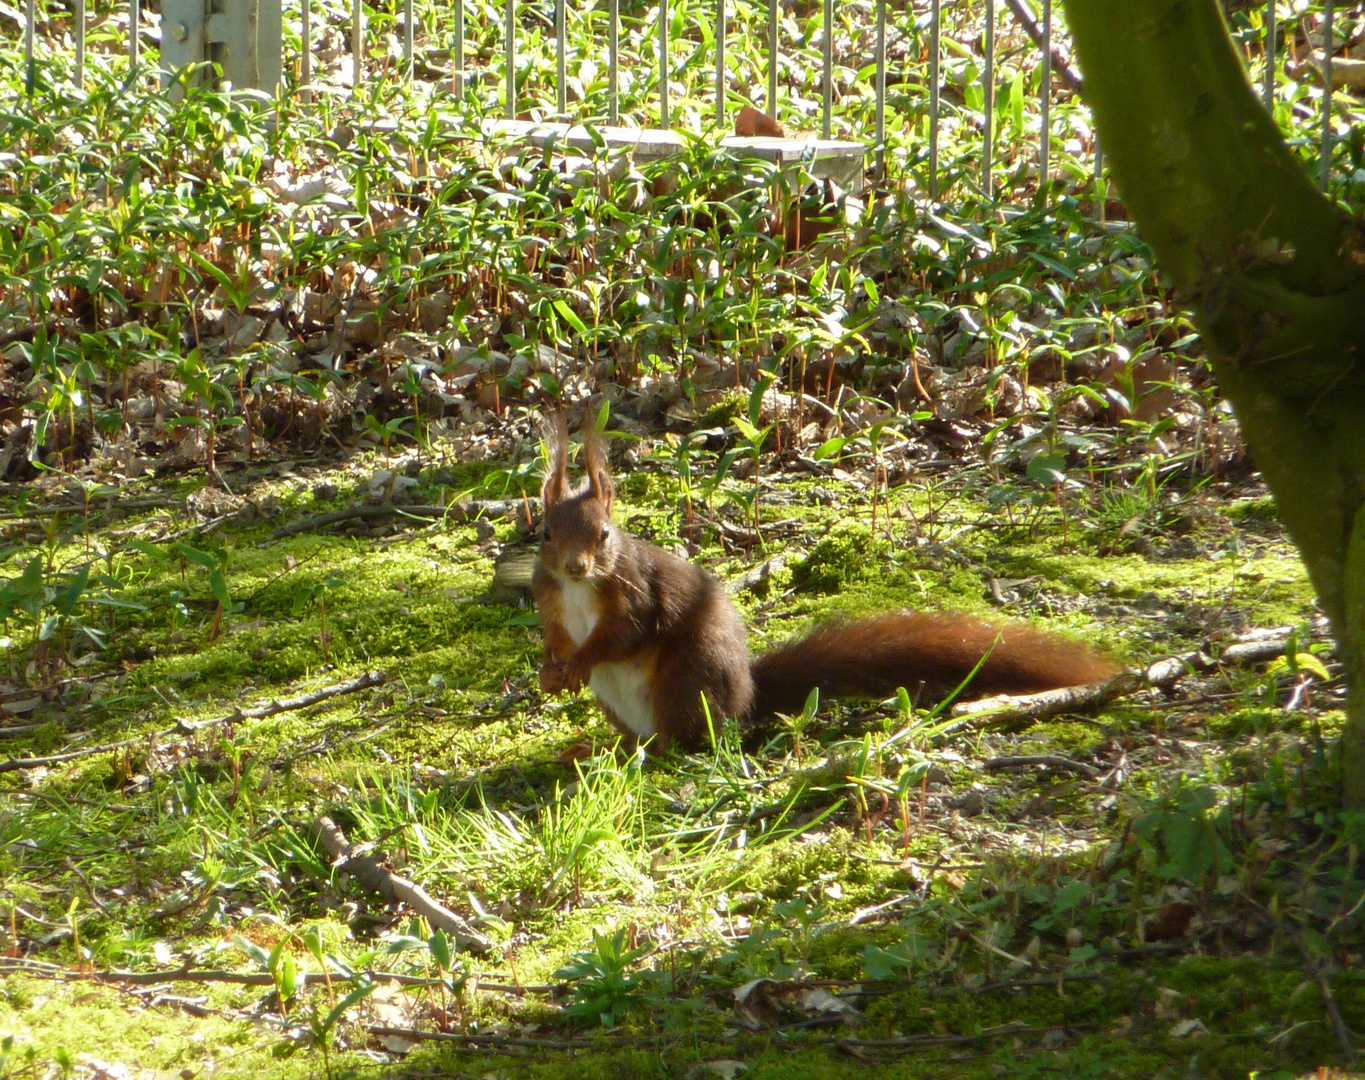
[18,0,1343,197]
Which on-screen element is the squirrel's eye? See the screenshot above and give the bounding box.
[600,525,611,541]
[542,526,551,541]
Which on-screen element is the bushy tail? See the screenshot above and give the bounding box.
[748,612,1118,718]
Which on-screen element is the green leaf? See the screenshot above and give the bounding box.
[277,948,300,1001]
[553,299,589,336]
[302,925,326,966]
[1026,452,1068,486]
[429,929,454,971]
[209,568,232,608]
[232,934,272,969]
[56,565,89,617]
[323,978,376,1032]
[172,543,220,570]
[813,436,846,461]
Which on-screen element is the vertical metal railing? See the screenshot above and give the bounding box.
[1039,0,1051,190]
[767,0,779,123]
[982,0,994,197]
[821,0,833,139]
[928,0,941,200]
[300,0,312,101]
[555,0,566,117]
[874,0,886,175]
[658,0,669,128]
[74,0,86,89]
[35,0,1336,213]
[453,0,465,97]
[129,0,141,69]
[23,0,35,94]
[351,0,362,93]
[609,0,619,123]
[1320,0,1334,190]
[505,0,515,118]
[1263,0,1276,111]
[403,0,414,78]
[716,0,726,126]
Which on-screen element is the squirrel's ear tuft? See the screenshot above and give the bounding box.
[583,421,615,515]
[541,411,569,509]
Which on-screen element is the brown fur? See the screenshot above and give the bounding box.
[749,612,1118,719]
[533,416,1118,752]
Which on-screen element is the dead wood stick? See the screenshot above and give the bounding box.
[269,498,533,540]
[311,815,493,955]
[949,673,1141,727]
[982,755,1099,779]
[1147,635,1334,689]
[0,735,146,774]
[0,956,538,993]
[368,1025,598,1051]
[1000,0,1084,91]
[1293,934,1355,1059]
[0,671,387,774]
[956,629,1339,726]
[835,1021,1079,1052]
[174,669,387,732]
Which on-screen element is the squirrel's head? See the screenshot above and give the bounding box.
[539,413,618,582]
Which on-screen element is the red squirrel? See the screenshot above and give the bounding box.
[532,417,1118,752]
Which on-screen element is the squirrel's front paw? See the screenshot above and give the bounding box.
[561,656,591,694]
[539,659,568,693]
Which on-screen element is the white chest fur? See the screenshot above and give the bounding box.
[558,578,600,645]
[555,577,657,738]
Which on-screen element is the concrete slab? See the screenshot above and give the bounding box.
[486,119,866,190]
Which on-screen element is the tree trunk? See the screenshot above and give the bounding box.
[1060,0,1365,805]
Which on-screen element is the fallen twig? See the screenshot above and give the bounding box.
[310,815,494,954]
[1000,0,1084,91]
[835,1021,1080,1055]
[368,1025,598,1051]
[0,671,387,774]
[0,956,537,994]
[1292,933,1355,1060]
[982,754,1099,779]
[174,669,387,732]
[269,498,532,540]
[949,673,1141,727]
[951,627,1338,727]
[0,735,146,775]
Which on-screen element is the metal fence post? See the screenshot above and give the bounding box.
[164,0,279,96]
[821,0,832,139]
[1094,137,1104,220]
[929,0,940,199]
[768,0,778,122]
[1320,0,1333,190]
[75,0,86,89]
[352,0,363,94]
[301,0,312,102]
[875,0,886,174]
[556,0,566,117]
[609,0,619,123]
[1039,0,1050,190]
[505,0,515,119]
[130,0,141,69]
[24,0,34,95]
[983,0,994,197]
[716,0,725,126]
[659,0,669,128]
[1263,0,1276,111]
[454,0,464,97]
[404,0,414,80]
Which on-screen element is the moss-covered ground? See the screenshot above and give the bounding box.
[0,434,1357,1080]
